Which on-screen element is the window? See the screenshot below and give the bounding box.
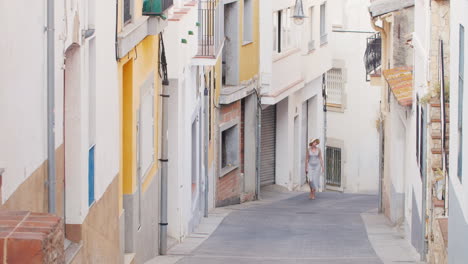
[326,68,344,109]
[416,96,420,161]
[273,11,279,52]
[282,8,293,51]
[273,8,294,54]
[221,124,239,176]
[124,0,133,25]
[458,24,465,182]
[320,3,327,45]
[309,7,315,51]
[139,81,155,179]
[243,0,253,43]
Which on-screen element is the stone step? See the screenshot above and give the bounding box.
[432,148,449,155]
[431,118,450,123]
[124,253,136,264]
[65,240,82,264]
[430,103,450,108]
[431,132,450,139]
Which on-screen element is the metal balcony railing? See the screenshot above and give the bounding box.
[197,0,224,57]
[364,33,382,75]
[142,0,174,16]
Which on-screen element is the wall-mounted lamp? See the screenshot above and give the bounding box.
[292,0,307,25]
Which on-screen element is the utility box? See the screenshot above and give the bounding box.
[143,0,173,16]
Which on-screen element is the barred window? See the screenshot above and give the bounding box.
[326,68,344,108]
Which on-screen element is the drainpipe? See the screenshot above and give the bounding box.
[204,67,209,218]
[370,16,386,213]
[159,33,169,255]
[47,0,56,214]
[322,74,327,192]
[255,90,262,200]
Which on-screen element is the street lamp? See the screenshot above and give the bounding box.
[292,0,307,25]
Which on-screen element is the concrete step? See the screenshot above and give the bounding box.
[64,239,82,264]
[124,253,136,264]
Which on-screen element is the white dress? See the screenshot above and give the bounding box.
[307,148,322,190]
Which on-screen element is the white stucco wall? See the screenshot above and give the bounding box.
[0,0,65,203]
[165,5,203,241]
[0,0,119,224]
[449,0,468,262]
[327,0,379,194]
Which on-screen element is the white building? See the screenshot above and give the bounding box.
[0,0,121,262]
[259,0,332,191]
[449,0,468,262]
[369,0,427,259]
[326,0,380,194]
[165,0,217,242]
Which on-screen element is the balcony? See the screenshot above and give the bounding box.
[196,0,224,59]
[142,0,174,16]
[364,33,382,78]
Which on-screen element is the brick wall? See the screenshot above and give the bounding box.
[217,101,243,207]
[0,211,64,264]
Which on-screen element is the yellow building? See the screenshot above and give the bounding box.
[215,0,260,207]
[116,0,169,262]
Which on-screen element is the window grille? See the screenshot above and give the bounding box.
[326,68,344,107]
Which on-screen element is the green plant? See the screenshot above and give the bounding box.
[420,81,450,104]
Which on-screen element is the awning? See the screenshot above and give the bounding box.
[369,0,414,18]
[383,66,413,106]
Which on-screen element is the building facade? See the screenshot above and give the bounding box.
[116,0,169,262]
[448,0,468,262]
[326,0,380,194]
[1,0,121,262]
[216,0,260,207]
[259,0,332,192]
[165,0,206,242]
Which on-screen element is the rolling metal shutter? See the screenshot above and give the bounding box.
[260,105,276,186]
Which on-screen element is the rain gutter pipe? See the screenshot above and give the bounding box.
[204,68,209,218]
[47,0,57,214]
[159,33,169,255]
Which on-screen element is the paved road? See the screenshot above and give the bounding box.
[176,192,382,264]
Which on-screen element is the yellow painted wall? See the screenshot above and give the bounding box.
[118,35,161,208]
[239,0,260,82]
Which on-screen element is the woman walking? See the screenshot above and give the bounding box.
[306,138,324,200]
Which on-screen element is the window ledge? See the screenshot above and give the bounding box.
[326,104,345,113]
[273,48,300,63]
[220,165,238,177]
[307,48,316,54]
[117,16,167,58]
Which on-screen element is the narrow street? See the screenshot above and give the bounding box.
[149,188,422,264]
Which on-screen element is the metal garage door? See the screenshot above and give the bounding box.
[260,105,276,186]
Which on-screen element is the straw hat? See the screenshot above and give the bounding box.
[309,138,320,145]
